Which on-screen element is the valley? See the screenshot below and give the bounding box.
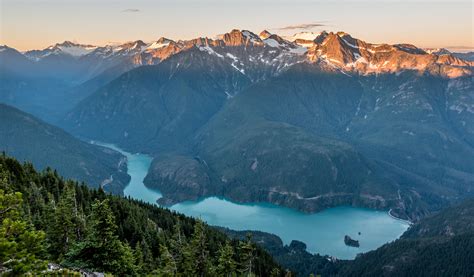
[49,30,473,222]
[95,141,409,260]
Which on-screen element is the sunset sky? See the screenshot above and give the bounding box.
[1,0,473,51]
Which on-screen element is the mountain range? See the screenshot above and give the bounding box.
[1,29,474,221]
[1,30,472,122]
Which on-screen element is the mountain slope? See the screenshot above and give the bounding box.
[0,104,129,193]
[140,63,474,220]
[336,198,474,276]
[143,63,399,211]
[65,47,252,153]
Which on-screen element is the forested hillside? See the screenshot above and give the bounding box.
[0,154,284,276]
[0,103,129,194]
[337,198,474,276]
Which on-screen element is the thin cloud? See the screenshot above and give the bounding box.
[122,8,140,13]
[278,23,326,31]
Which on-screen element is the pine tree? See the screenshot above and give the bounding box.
[190,219,210,276]
[134,241,144,275]
[217,241,237,277]
[239,233,256,277]
[169,220,185,267]
[65,199,137,276]
[156,244,176,277]
[181,242,197,276]
[48,183,84,260]
[0,189,47,275]
[0,155,284,276]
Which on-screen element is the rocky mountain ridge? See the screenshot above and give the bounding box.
[7,29,473,79]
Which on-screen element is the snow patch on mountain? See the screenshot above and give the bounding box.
[199,45,224,58]
[57,45,97,57]
[146,38,172,50]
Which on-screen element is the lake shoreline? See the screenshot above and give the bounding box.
[388,208,413,226]
[92,139,412,223]
[93,140,411,259]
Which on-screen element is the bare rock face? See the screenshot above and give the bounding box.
[259,30,272,39]
[307,32,473,78]
[220,29,263,47]
[223,29,248,46]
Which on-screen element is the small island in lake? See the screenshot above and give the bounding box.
[344,235,360,247]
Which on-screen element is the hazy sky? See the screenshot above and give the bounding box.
[1,0,472,51]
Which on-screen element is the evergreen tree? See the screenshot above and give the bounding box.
[48,183,84,260]
[0,189,46,275]
[134,241,145,275]
[217,241,237,277]
[239,233,256,277]
[169,220,185,267]
[0,155,284,276]
[156,244,177,277]
[65,199,137,275]
[181,242,197,276]
[190,219,210,276]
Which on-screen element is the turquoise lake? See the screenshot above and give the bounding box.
[95,142,410,260]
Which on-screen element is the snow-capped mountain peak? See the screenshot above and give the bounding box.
[53,41,98,57]
[24,41,98,60]
[17,29,474,78]
[146,37,174,50]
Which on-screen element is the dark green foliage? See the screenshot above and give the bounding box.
[65,199,137,275]
[47,183,85,260]
[239,234,256,276]
[336,234,474,276]
[0,168,47,275]
[156,244,177,276]
[217,241,237,276]
[0,154,284,276]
